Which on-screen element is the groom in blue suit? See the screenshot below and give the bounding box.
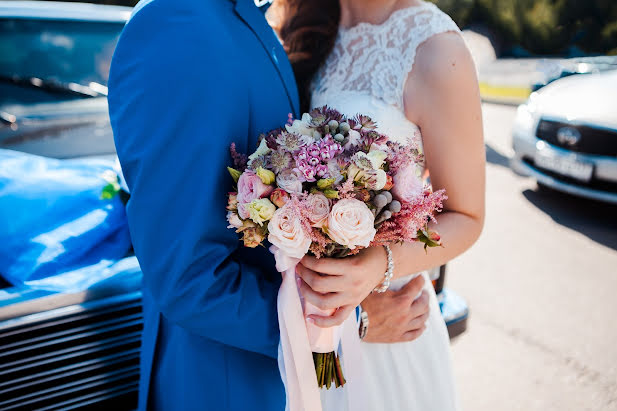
[108,0,298,409]
[109,0,432,409]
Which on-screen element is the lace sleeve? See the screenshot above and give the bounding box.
[311,2,461,111]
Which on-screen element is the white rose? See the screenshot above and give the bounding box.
[304,193,330,228]
[276,169,304,194]
[268,203,312,259]
[325,199,376,249]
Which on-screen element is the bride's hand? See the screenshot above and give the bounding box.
[296,246,388,328]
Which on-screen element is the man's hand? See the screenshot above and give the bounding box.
[361,275,430,343]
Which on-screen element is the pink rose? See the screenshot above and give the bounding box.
[391,164,424,203]
[304,193,330,228]
[325,199,376,249]
[237,171,274,219]
[268,203,312,259]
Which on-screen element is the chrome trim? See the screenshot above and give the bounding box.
[0,1,131,22]
[0,290,142,325]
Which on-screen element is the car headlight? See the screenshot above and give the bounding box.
[513,103,538,136]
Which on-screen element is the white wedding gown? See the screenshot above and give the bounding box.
[311,2,461,410]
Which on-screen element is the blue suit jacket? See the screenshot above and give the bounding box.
[107,0,299,409]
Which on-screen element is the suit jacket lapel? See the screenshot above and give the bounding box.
[233,0,300,117]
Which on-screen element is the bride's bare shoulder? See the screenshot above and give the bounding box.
[414,31,473,82]
[405,31,479,118]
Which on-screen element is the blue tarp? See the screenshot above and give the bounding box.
[0,149,132,288]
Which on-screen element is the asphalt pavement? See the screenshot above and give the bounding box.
[448,103,617,411]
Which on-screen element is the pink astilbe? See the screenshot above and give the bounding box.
[287,195,315,238]
[371,189,447,247]
[386,141,423,174]
[308,228,330,258]
[337,177,356,199]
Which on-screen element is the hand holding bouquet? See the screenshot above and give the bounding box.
[225,107,446,403]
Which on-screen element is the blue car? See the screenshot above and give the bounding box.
[0,2,468,409]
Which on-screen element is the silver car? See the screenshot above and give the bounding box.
[511,69,617,204]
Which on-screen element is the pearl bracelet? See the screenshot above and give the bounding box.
[373,244,394,293]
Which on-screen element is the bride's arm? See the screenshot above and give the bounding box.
[296,32,485,328]
[392,31,485,276]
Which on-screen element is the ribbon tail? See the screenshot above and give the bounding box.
[278,265,323,411]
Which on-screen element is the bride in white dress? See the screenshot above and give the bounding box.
[272,1,485,409]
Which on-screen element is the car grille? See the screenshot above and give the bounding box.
[0,293,142,410]
[536,119,617,157]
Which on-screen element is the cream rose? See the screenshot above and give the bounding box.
[325,199,376,249]
[268,203,312,259]
[304,193,330,228]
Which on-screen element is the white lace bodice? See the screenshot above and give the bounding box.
[311,1,460,148]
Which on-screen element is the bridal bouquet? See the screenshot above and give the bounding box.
[225,106,445,394]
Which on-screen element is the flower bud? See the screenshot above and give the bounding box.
[382,190,392,203]
[328,120,339,131]
[323,189,339,199]
[227,167,242,183]
[227,192,238,211]
[270,188,290,208]
[355,189,371,202]
[242,227,266,248]
[388,200,402,213]
[334,133,345,142]
[383,174,394,191]
[256,167,275,185]
[317,178,335,190]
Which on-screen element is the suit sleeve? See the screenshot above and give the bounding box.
[107,5,280,358]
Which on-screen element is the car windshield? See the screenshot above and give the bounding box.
[0,18,125,107]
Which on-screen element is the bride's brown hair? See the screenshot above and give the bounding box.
[268,0,341,113]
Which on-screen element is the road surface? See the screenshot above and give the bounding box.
[448,103,617,411]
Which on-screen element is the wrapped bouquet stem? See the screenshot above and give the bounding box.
[226,107,446,410]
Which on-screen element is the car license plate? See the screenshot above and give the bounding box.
[534,152,593,182]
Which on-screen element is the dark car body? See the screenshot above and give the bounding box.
[0,2,468,409]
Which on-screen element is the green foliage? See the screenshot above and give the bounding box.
[429,0,617,56]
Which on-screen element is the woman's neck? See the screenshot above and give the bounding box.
[338,0,422,29]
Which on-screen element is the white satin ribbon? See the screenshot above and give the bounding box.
[271,245,366,411]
